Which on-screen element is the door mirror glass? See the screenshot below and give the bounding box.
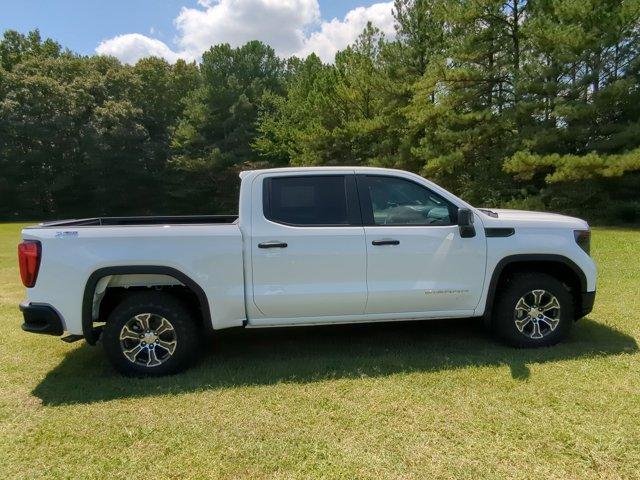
[458,208,476,238]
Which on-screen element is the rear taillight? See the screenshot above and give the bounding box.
[574,230,591,256]
[18,240,41,287]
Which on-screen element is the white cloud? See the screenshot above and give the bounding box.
[95,0,395,64]
[297,2,395,62]
[96,33,182,64]
[174,0,320,59]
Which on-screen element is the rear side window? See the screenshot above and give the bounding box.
[264,175,358,226]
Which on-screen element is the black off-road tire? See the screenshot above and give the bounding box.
[102,291,200,376]
[493,273,574,348]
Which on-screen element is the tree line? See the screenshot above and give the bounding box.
[1,0,639,222]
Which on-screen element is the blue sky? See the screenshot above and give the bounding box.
[0,0,394,63]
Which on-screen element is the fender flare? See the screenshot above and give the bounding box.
[82,266,212,345]
[483,254,588,323]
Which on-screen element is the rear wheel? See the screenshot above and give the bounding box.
[102,292,200,376]
[493,273,573,347]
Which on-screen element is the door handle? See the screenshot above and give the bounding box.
[371,239,400,246]
[258,241,288,249]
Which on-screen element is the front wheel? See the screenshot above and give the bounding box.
[493,273,574,347]
[102,292,200,376]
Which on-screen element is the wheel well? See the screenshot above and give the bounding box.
[82,266,212,345]
[490,259,584,319]
[98,285,203,329]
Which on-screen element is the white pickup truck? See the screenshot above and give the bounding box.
[19,167,596,375]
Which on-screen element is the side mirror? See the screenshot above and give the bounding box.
[458,208,476,238]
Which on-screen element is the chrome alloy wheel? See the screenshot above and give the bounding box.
[119,313,177,367]
[513,289,561,339]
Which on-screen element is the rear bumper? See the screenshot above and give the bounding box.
[578,291,596,319]
[19,302,64,336]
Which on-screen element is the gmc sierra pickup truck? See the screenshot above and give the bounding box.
[18,167,596,375]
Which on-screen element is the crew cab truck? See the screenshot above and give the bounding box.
[18,167,596,376]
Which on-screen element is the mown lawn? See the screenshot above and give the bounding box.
[0,222,639,479]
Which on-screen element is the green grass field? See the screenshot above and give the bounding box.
[1,222,639,479]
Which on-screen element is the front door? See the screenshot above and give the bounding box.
[358,174,486,315]
[250,172,367,320]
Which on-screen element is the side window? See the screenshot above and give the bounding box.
[264,175,353,226]
[363,176,456,226]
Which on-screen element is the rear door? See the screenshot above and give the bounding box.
[358,174,486,315]
[250,172,367,320]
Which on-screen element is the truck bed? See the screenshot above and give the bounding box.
[21,216,247,337]
[31,215,239,228]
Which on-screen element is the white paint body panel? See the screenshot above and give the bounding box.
[22,225,246,334]
[249,169,367,319]
[21,166,596,336]
[364,223,486,314]
[250,225,368,318]
[471,208,596,317]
